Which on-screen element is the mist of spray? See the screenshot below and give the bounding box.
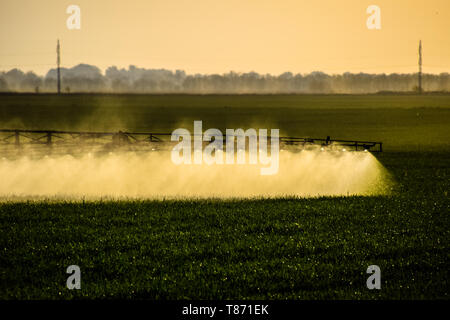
[0,149,391,200]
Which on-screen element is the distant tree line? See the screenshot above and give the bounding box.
[1,64,449,94]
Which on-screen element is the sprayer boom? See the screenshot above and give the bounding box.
[0,129,382,154]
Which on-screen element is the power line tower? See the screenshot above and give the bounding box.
[418,40,422,94]
[57,39,61,94]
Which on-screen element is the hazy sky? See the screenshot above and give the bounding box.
[1,0,449,75]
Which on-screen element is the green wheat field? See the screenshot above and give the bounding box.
[0,93,449,299]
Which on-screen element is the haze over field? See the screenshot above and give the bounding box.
[1,64,450,93]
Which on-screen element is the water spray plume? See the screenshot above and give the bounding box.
[0,149,391,200]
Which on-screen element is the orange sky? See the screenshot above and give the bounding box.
[1,0,449,75]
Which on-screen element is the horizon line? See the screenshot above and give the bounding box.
[2,63,449,77]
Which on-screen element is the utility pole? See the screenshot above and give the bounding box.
[57,39,61,94]
[418,40,422,94]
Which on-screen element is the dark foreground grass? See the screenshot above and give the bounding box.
[0,151,448,299]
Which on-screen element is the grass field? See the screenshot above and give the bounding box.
[0,94,449,299]
[1,93,449,151]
